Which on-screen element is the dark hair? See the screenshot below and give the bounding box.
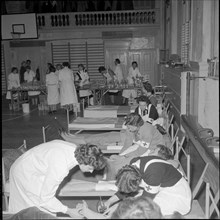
[78,64,85,69]
[110,196,163,219]
[49,65,56,73]
[131,61,138,66]
[124,113,144,127]
[11,67,18,73]
[98,66,106,73]
[26,59,31,63]
[115,165,141,194]
[156,144,174,160]
[26,66,31,70]
[136,95,151,105]
[62,62,70,68]
[115,58,121,64]
[56,64,62,68]
[143,82,154,93]
[74,144,106,170]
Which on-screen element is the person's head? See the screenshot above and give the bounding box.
[136,95,151,110]
[74,144,106,173]
[11,67,18,73]
[147,144,174,160]
[56,64,62,70]
[26,66,31,72]
[98,66,107,74]
[49,65,56,73]
[142,82,154,96]
[47,63,53,68]
[115,164,141,194]
[78,64,85,71]
[62,62,70,68]
[26,59,31,66]
[131,61,138,69]
[114,58,121,65]
[124,113,144,132]
[21,61,26,67]
[111,196,163,219]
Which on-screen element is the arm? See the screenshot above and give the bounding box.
[104,194,120,209]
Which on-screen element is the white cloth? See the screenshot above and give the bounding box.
[6,73,20,99]
[58,67,78,106]
[122,67,141,98]
[76,70,92,97]
[114,64,124,83]
[24,70,40,96]
[9,140,78,215]
[46,72,59,105]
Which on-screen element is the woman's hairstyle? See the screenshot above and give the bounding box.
[143,82,154,93]
[98,66,106,73]
[115,58,121,64]
[78,64,85,69]
[124,113,144,127]
[115,165,141,194]
[132,61,138,66]
[49,65,56,73]
[62,62,70,68]
[74,144,106,170]
[136,95,151,105]
[11,67,18,73]
[156,144,174,160]
[56,64,62,68]
[111,196,163,219]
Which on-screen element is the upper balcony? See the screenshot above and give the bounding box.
[37,9,160,30]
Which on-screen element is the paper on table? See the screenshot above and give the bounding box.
[107,145,123,150]
[95,181,118,191]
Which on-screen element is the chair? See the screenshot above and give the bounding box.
[2,140,27,211]
[174,134,190,185]
[184,163,220,219]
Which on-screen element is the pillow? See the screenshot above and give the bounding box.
[3,145,27,181]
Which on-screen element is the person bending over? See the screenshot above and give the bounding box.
[9,140,106,219]
[104,144,192,216]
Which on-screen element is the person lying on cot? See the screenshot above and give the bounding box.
[60,112,171,155]
[9,140,106,219]
[104,144,192,217]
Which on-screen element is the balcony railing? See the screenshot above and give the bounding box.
[37,9,160,29]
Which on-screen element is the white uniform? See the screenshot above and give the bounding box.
[122,67,141,98]
[76,70,92,97]
[46,72,59,105]
[58,67,78,106]
[6,73,20,99]
[9,140,78,215]
[114,64,124,83]
[24,70,41,96]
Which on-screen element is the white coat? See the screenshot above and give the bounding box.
[122,67,142,98]
[46,72,60,105]
[6,73,20,99]
[76,70,92,97]
[9,140,79,215]
[58,67,78,106]
[114,64,124,83]
[24,70,41,96]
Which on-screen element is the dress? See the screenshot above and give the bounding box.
[122,67,141,99]
[24,70,41,96]
[46,72,59,105]
[58,67,78,106]
[75,70,92,97]
[9,140,78,215]
[6,73,20,99]
[116,156,192,216]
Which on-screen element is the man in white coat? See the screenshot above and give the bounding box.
[9,140,106,218]
[58,62,78,110]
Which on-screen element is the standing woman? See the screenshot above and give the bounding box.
[19,61,26,84]
[75,64,93,105]
[6,67,20,106]
[122,61,142,104]
[46,65,59,114]
[58,62,78,110]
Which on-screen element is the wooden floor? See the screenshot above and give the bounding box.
[2,94,206,213]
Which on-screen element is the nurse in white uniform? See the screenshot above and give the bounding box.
[9,140,106,218]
